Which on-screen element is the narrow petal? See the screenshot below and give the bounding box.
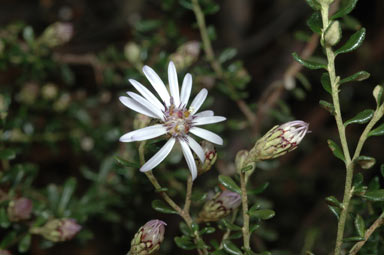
[128,92,164,120]
[189,88,208,115]
[187,135,205,163]
[179,139,197,181]
[119,96,158,119]
[180,73,192,107]
[190,127,223,145]
[142,65,171,106]
[168,61,180,106]
[195,110,214,117]
[194,116,226,126]
[119,124,167,142]
[140,138,176,172]
[129,79,165,111]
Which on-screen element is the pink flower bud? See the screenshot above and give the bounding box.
[32,218,81,242]
[199,190,241,222]
[7,197,33,221]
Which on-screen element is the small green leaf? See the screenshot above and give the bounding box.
[0,208,10,228]
[355,156,376,170]
[0,149,16,160]
[353,173,364,187]
[343,236,365,242]
[18,234,31,253]
[219,48,237,63]
[114,156,140,168]
[57,177,77,216]
[221,219,242,231]
[307,12,322,34]
[22,26,35,45]
[250,223,260,234]
[335,28,366,55]
[223,240,243,255]
[331,0,358,20]
[174,236,196,250]
[292,53,327,70]
[340,71,370,84]
[155,187,168,192]
[0,231,17,248]
[328,205,341,220]
[248,182,269,195]
[218,175,241,194]
[151,200,178,214]
[368,123,384,137]
[248,209,275,220]
[327,139,345,162]
[325,196,343,209]
[321,73,332,94]
[354,214,365,237]
[179,222,193,237]
[200,227,215,235]
[305,0,321,10]
[363,190,384,202]
[319,100,335,115]
[344,109,374,127]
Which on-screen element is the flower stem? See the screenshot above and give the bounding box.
[240,171,251,251]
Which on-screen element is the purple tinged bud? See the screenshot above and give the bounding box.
[60,219,82,241]
[31,218,81,242]
[7,197,33,222]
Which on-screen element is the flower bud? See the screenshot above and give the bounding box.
[31,218,81,242]
[38,22,73,48]
[128,219,166,255]
[41,83,58,100]
[124,42,141,64]
[7,197,33,222]
[198,190,241,222]
[0,250,12,255]
[169,41,200,70]
[235,150,249,172]
[197,141,217,175]
[249,120,309,161]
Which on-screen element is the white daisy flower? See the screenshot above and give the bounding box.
[119,61,226,180]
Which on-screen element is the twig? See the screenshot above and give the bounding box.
[219,208,238,249]
[184,174,193,213]
[239,171,251,251]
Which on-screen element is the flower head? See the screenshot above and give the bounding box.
[129,219,166,255]
[119,61,226,180]
[250,120,309,161]
[7,197,33,222]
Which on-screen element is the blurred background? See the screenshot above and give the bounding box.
[1,0,384,254]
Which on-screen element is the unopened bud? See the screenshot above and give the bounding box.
[128,219,166,255]
[235,150,249,172]
[31,218,81,242]
[38,22,73,48]
[41,83,58,100]
[373,85,384,106]
[169,41,200,70]
[249,120,309,161]
[124,42,141,64]
[198,190,241,222]
[133,114,151,130]
[197,141,217,175]
[324,21,341,47]
[7,197,33,222]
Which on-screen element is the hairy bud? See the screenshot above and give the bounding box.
[38,22,73,48]
[199,190,241,222]
[169,41,200,70]
[31,218,81,242]
[197,141,217,175]
[128,219,167,255]
[7,197,33,222]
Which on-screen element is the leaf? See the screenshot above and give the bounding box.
[353,173,364,187]
[223,240,243,255]
[174,236,196,250]
[331,0,359,20]
[368,123,384,137]
[221,219,242,231]
[344,109,374,127]
[354,214,365,237]
[306,12,322,34]
[200,227,215,235]
[343,236,365,242]
[152,200,178,214]
[0,149,16,160]
[248,182,269,195]
[292,53,327,70]
[355,156,376,169]
[305,0,321,10]
[340,71,370,84]
[335,28,366,55]
[321,73,332,94]
[372,85,384,105]
[250,223,260,234]
[328,205,341,220]
[57,177,77,216]
[319,100,335,115]
[218,175,241,194]
[114,156,140,168]
[327,139,345,162]
[248,209,275,220]
[219,48,237,63]
[324,21,342,46]
[0,231,17,248]
[18,234,31,253]
[325,196,343,209]
[363,190,384,202]
[0,208,10,228]
[179,222,193,237]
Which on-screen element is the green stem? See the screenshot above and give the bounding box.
[184,174,193,213]
[240,171,251,251]
[220,208,239,249]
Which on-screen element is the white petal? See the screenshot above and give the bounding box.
[168,61,180,106]
[190,127,223,145]
[189,88,208,115]
[119,96,158,119]
[129,79,165,111]
[142,65,171,106]
[180,73,192,107]
[195,110,214,117]
[140,138,176,172]
[179,139,197,181]
[187,135,205,163]
[119,124,167,142]
[194,116,226,126]
[128,92,164,120]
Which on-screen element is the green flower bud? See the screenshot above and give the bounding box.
[235,150,249,172]
[128,219,166,255]
[38,22,73,48]
[31,218,81,242]
[41,83,58,100]
[198,190,241,222]
[169,41,200,70]
[249,120,309,161]
[197,141,217,175]
[124,42,141,64]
